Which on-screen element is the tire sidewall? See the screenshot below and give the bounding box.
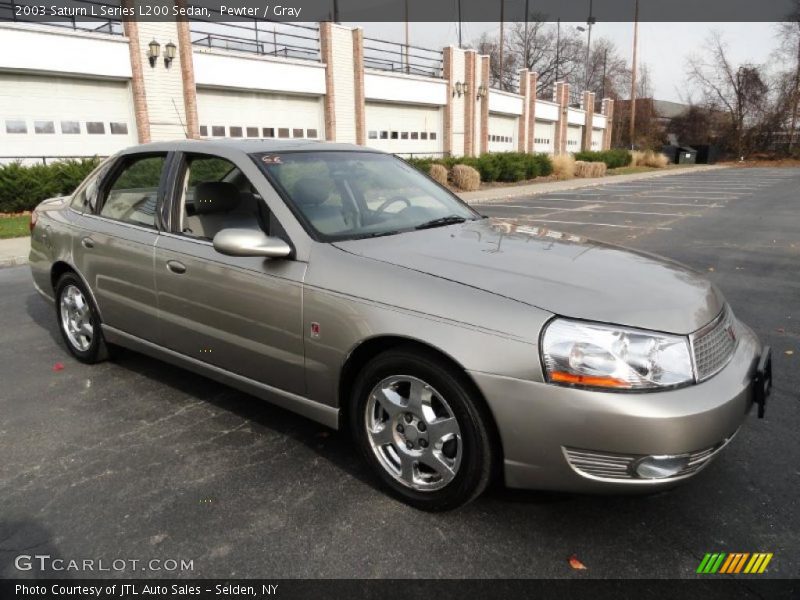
[351,348,493,511]
[55,273,104,363]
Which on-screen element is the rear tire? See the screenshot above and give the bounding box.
[55,272,110,364]
[350,346,494,511]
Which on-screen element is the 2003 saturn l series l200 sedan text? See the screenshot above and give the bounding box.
[28,140,773,510]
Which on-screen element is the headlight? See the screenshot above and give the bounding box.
[541,318,693,390]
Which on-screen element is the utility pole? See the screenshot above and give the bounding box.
[601,48,607,100]
[555,18,561,85]
[524,0,530,68]
[499,0,505,89]
[629,0,639,149]
[584,0,595,91]
[457,0,462,48]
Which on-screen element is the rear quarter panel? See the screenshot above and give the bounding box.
[29,198,76,301]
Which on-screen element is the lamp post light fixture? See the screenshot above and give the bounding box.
[147,39,161,68]
[164,41,177,68]
[453,81,464,98]
[476,84,488,101]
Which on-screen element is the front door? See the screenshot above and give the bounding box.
[153,153,307,395]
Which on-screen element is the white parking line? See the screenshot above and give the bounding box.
[503,205,701,217]
[512,218,673,230]
[476,199,722,208]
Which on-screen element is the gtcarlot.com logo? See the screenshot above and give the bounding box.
[15,554,194,573]
[697,552,773,574]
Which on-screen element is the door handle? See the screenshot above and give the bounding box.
[166,260,187,274]
[81,237,94,249]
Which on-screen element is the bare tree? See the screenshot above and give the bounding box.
[687,32,768,158]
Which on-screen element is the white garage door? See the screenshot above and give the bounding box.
[532,120,555,154]
[488,113,517,153]
[0,73,136,163]
[591,128,603,150]
[567,125,583,153]
[365,102,443,156]
[197,88,325,141]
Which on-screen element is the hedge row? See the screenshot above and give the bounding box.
[0,158,102,213]
[573,149,632,169]
[406,152,553,183]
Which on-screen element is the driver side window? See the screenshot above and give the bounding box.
[180,155,269,241]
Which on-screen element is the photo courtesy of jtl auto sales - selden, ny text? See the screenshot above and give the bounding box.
[0,0,797,598]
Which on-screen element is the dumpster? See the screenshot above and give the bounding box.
[676,146,697,164]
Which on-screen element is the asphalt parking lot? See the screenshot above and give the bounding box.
[1,167,798,583]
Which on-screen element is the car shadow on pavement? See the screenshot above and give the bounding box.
[0,520,70,580]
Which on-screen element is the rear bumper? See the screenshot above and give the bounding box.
[470,322,762,492]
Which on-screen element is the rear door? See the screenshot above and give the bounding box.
[153,152,307,395]
[74,152,169,341]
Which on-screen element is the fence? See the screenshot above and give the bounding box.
[363,37,443,79]
[0,0,124,35]
[187,6,320,61]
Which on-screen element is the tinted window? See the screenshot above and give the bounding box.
[34,121,55,134]
[86,122,105,134]
[100,155,166,228]
[61,121,80,134]
[5,120,27,134]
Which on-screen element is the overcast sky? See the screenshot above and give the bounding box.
[346,21,780,102]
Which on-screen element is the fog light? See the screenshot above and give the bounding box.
[634,455,690,479]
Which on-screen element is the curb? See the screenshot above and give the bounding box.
[0,255,28,268]
[458,165,728,204]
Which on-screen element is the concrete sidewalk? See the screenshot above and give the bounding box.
[458,164,726,204]
[0,236,30,268]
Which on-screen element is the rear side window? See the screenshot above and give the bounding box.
[99,155,166,228]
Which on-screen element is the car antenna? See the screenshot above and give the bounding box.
[172,98,188,138]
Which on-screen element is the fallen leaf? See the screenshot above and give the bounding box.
[786,350,794,356]
[776,328,785,334]
[568,554,587,570]
[708,267,715,272]
[53,362,65,372]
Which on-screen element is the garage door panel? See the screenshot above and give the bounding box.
[567,125,583,152]
[533,120,555,154]
[365,102,442,155]
[0,73,136,161]
[488,113,516,152]
[197,88,325,141]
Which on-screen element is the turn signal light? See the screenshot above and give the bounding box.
[550,371,632,389]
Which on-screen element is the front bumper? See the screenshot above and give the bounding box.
[470,322,764,492]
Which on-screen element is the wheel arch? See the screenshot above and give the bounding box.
[338,335,505,473]
[50,261,103,321]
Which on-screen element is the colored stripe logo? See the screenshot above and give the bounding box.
[697,552,773,574]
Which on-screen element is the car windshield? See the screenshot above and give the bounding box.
[253,151,480,241]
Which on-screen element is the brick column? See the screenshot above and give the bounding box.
[176,6,199,139]
[352,28,366,145]
[582,91,595,152]
[554,82,569,155]
[443,47,453,157]
[527,71,538,152]
[319,23,336,141]
[480,55,489,155]
[122,3,150,143]
[517,68,529,153]
[464,50,476,157]
[601,98,614,150]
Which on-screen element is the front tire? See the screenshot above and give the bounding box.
[351,347,494,511]
[55,272,110,364]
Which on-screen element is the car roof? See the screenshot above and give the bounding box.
[119,139,378,156]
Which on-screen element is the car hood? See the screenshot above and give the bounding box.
[333,218,723,335]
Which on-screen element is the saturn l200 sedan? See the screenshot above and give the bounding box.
[29,140,772,510]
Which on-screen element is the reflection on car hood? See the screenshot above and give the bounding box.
[333,218,723,334]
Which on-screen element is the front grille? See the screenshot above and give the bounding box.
[691,307,738,381]
[563,433,736,481]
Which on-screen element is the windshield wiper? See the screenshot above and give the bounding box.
[414,215,469,230]
[353,229,403,239]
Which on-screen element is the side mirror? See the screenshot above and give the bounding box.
[212,229,292,259]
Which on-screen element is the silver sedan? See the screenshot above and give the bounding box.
[29,140,772,510]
